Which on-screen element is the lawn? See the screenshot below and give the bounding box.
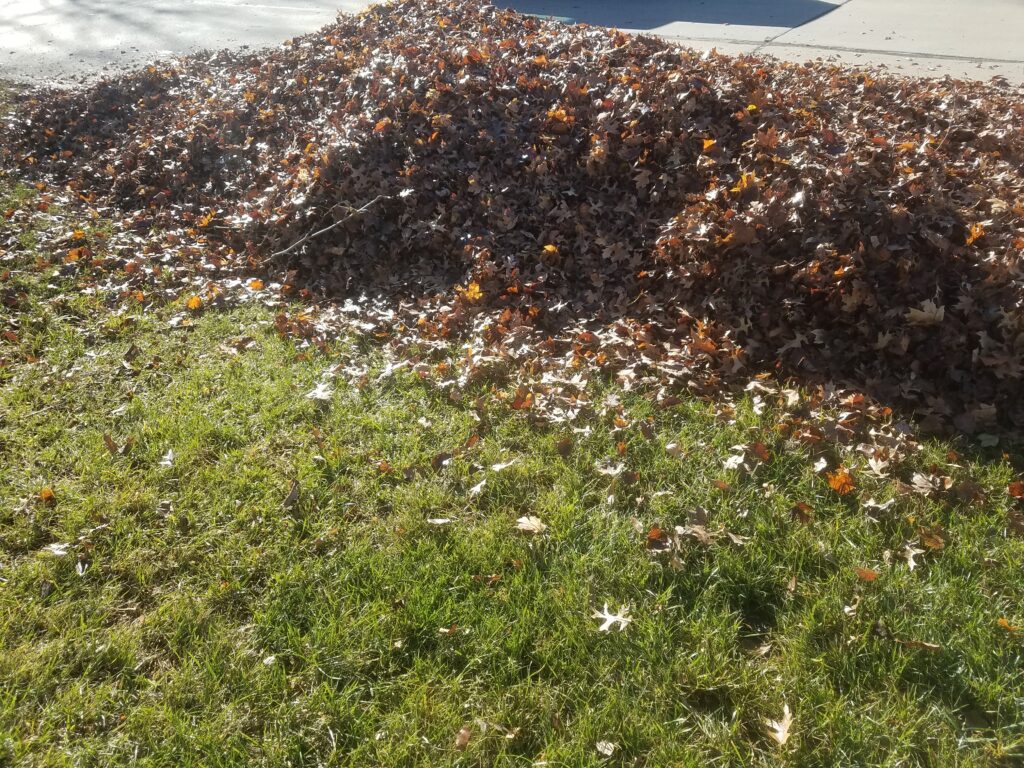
[2,178,1023,767]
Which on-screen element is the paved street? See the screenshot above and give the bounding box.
[1,0,1022,85]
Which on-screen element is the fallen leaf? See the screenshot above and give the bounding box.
[282,479,300,509]
[854,566,879,582]
[595,740,616,757]
[906,299,945,326]
[306,381,334,401]
[764,704,793,746]
[790,502,814,524]
[997,618,1020,633]
[827,467,855,496]
[903,542,926,571]
[516,515,546,534]
[918,526,946,551]
[592,603,631,632]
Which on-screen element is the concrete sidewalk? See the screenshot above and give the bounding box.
[1,0,1022,85]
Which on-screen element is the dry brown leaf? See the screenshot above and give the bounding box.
[764,703,793,746]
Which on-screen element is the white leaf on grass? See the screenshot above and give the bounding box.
[469,478,487,496]
[516,515,547,534]
[764,703,793,746]
[665,442,684,458]
[595,740,616,756]
[592,603,631,632]
[159,448,175,467]
[43,542,70,556]
[903,542,926,571]
[910,472,941,495]
[813,457,829,473]
[306,382,334,401]
[722,452,745,471]
[490,459,518,472]
[426,518,453,526]
[594,460,624,477]
[864,498,896,514]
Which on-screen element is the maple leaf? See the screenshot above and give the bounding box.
[592,603,631,632]
[764,704,793,746]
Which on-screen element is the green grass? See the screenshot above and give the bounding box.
[2,180,1023,767]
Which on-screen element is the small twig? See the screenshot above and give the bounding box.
[269,194,386,259]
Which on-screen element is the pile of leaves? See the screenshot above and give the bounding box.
[3,0,1023,437]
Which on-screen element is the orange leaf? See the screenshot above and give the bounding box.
[462,282,483,301]
[997,618,1020,633]
[511,386,534,410]
[186,295,203,311]
[1008,480,1024,499]
[827,468,855,496]
[854,567,879,582]
[39,487,56,504]
[248,279,265,291]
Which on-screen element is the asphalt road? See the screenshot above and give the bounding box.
[1,0,1022,85]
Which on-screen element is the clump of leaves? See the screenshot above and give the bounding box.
[3,0,1023,440]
